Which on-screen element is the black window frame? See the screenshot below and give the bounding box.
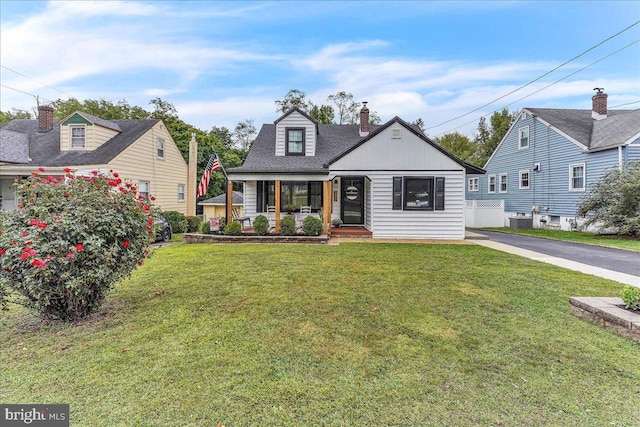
[285,128,305,156]
[393,176,445,211]
[256,180,323,212]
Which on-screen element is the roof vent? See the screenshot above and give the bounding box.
[391,128,401,139]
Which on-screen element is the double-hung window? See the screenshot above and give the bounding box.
[71,126,86,148]
[488,175,496,193]
[177,184,185,201]
[468,177,479,192]
[139,181,150,200]
[286,128,305,155]
[499,173,508,193]
[157,138,165,158]
[518,126,529,149]
[519,170,530,189]
[569,163,585,191]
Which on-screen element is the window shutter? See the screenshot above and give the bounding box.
[435,177,445,210]
[256,181,264,213]
[392,177,403,210]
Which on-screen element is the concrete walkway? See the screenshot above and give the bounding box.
[472,238,640,288]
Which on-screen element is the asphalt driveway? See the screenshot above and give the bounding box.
[473,230,639,277]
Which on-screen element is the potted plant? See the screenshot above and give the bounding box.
[283,204,297,215]
[332,218,343,228]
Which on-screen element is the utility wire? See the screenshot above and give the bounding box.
[610,100,640,108]
[425,20,640,131]
[433,39,640,137]
[0,84,55,105]
[1,65,74,98]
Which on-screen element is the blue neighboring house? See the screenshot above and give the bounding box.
[465,90,640,230]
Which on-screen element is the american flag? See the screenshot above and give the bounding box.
[196,153,221,197]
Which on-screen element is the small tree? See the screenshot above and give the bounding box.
[0,169,154,320]
[578,161,640,237]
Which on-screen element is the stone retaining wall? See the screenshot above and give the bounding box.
[569,297,640,343]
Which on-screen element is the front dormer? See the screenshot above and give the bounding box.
[274,108,318,157]
[59,112,121,152]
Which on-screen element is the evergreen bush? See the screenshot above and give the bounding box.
[302,216,323,236]
[165,211,188,234]
[253,215,269,235]
[185,216,202,233]
[224,221,242,235]
[279,216,296,236]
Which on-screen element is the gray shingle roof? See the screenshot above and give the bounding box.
[1,118,158,167]
[526,108,640,151]
[74,112,122,132]
[0,128,30,163]
[198,191,244,205]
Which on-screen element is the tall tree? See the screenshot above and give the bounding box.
[210,126,234,150]
[411,118,426,133]
[233,119,257,151]
[51,98,147,120]
[309,104,335,124]
[434,132,476,162]
[275,89,313,114]
[327,91,361,124]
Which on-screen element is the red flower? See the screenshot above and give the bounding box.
[0,248,5,256]
[66,252,73,259]
[75,244,85,251]
[123,241,130,247]
[113,172,119,178]
[21,232,29,237]
[91,170,98,175]
[38,167,46,172]
[31,172,38,176]
[64,167,71,173]
[38,222,47,229]
[31,259,46,269]
[150,196,156,201]
[143,205,150,211]
[29,219,40,226]
[63,193,69,198]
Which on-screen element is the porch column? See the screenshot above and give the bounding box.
[275,180,281,233]
[323,180,332,234]
[226,180,233,224]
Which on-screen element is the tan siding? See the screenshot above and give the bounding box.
[109,122,189,214]
[59,124,118,151]
[275,111,316,156]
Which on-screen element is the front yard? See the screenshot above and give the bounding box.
[1,242,638,426]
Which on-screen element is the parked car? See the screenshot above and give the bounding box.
[153,213,172,242]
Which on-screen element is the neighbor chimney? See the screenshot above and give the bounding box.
[38,105,54,132]
[592,88,608,120]
[359,102,370,137]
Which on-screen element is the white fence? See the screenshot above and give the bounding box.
[465,200,504,228]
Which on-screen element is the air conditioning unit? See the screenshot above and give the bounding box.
[533,163,541,172]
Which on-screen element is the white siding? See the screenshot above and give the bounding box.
[275,111,317,156]
[331,123,462,172]
[244,181,258,217]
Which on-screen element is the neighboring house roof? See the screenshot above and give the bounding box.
[198,191,244,206]
[69,111,123,132]
[525,108,640,152]
[1,118,159,167]
[0,128,30,163]
[228,114,484,175]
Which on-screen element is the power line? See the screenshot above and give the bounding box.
[425,20,640,131]
[610,100,640,108]
[433,39,640,137]
[1,65,74,98]
[0,84,55,105]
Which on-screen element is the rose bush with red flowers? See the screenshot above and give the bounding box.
[0,169,154,320]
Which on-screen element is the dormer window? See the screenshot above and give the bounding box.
[71,126,86,148]
[286,128,305,156]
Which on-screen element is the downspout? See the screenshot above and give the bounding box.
[618,146,623,171]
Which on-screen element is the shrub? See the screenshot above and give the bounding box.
[224,221,242,236]
[185,216,202,233]
[331,218,343,227]
[165,211,188,234]
[0,169,153,321]
[621,286,640,311]
[302,216,323,236]
[578,161,640,237]
[253,215,270,235]
[200,221,211,234]
[279,216,297,236]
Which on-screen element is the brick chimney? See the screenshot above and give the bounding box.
[359,102,370,137]
[38,105,54,132]
[592,88,607,120]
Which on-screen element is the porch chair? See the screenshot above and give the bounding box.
[297,205,312,227]
[266,205,277,228]
[232,207,251,230]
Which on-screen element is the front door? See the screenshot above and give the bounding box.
[341,177,364,225]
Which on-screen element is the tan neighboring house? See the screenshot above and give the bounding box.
[0,105,191,214]
[198,190,244,221]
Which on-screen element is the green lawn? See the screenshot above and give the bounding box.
[478,227,640,251]
[2,242,638,426]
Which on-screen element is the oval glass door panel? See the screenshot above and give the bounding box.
[341,177,364,225]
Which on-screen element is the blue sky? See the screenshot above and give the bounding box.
[1,1,639,137]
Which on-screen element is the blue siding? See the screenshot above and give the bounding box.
[466,113,629,217]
